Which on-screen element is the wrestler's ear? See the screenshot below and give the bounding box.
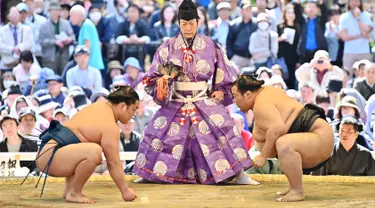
[245,91,251,98]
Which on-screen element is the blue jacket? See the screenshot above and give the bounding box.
[226,18,257,59]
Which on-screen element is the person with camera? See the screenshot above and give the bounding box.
[295,50,345,92]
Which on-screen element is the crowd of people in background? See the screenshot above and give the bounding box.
[0,0,375,177]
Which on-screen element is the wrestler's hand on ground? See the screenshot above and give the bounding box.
[253,154,267,168]
[122,188,137,201]
[211,91,224,102]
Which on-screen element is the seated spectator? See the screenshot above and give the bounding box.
[295,50,344,92]
[352,59,370,87]
[231,113,254,151]
[37,93,60,122]
[1,84,23,115]
[315,90,334,122]
[298,81,315,104]
[119,119,141,161]
[107,60,124,89]
[12,51,41,91]
[354,62,375,100]
[332,95,373,150]
[90,88,110,103]
[0,116,38,172]
[27,95,40,108]
[52,108,69,123]
[123,57,144,88]
[0,72,17,91]
[17,107,40,143]
[256,67,273,81]
[314,116,375,176]
[46,75,65,107]
[249,13,278,69]
[66,45,103,93]
[133,92,154,135]
[339,88,367,122]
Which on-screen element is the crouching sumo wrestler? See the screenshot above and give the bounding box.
[29,86,139,203]
[232,74,334,202]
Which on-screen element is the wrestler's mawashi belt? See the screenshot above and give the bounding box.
[21,120,81,197]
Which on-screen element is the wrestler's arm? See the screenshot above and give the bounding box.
[101,127,129,194]
[255,103,287,158]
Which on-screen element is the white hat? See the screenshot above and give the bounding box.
[38,94,60,113]
[217,2,231,11]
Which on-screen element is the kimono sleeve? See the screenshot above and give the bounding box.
[142,41,173,107]
[212,43,238,106]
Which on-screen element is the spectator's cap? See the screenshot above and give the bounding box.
[90,88,110,103]
[68,86,85,96]
[313,50,330,60]
[7,84,22,96]
[74,45,90,55]
[0,116,19,128]
[339,96,359,112]
[217,2,231,11]
[327,79,342,93]
[110,75,127,88]
[298,81,315,91]
[241,1,252,9]
[108,60,124,74]
[45,75,63,83]
[38,94,60,113]
[53,108,69,118]
[124,57,142,71]
[48,0,61,10]
[256,12,270,23]
[18,107,36,122]
[353,59,371,70]
[16,3,29,12]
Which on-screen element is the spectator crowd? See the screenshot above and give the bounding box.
[0,0,375,177]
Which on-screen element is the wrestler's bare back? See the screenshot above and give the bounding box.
[252,87,304,150]
[63,101,119,144]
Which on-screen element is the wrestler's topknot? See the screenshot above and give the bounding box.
[234,73,265,94]
[107,85,139,105]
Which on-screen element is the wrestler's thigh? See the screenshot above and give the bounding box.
[275,133,330,169]
[37,143,103,177]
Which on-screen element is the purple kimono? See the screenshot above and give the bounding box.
[133,34,252,184]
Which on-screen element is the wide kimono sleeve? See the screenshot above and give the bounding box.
[212,43,238,106]
[142,40,173,107]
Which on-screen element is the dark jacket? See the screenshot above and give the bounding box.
[354,79,375,101]
[226,18,257,59]
[151,23,180,42]
[95,16,112,44]
[115,19,149,40]
[0,135,38,171]
[298,3,328,56]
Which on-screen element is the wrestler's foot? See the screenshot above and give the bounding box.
[63,188,70,199]
[276,189,290,196]
[65,191,96,204]
[276,189,304,202]
[235,170,260,185]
